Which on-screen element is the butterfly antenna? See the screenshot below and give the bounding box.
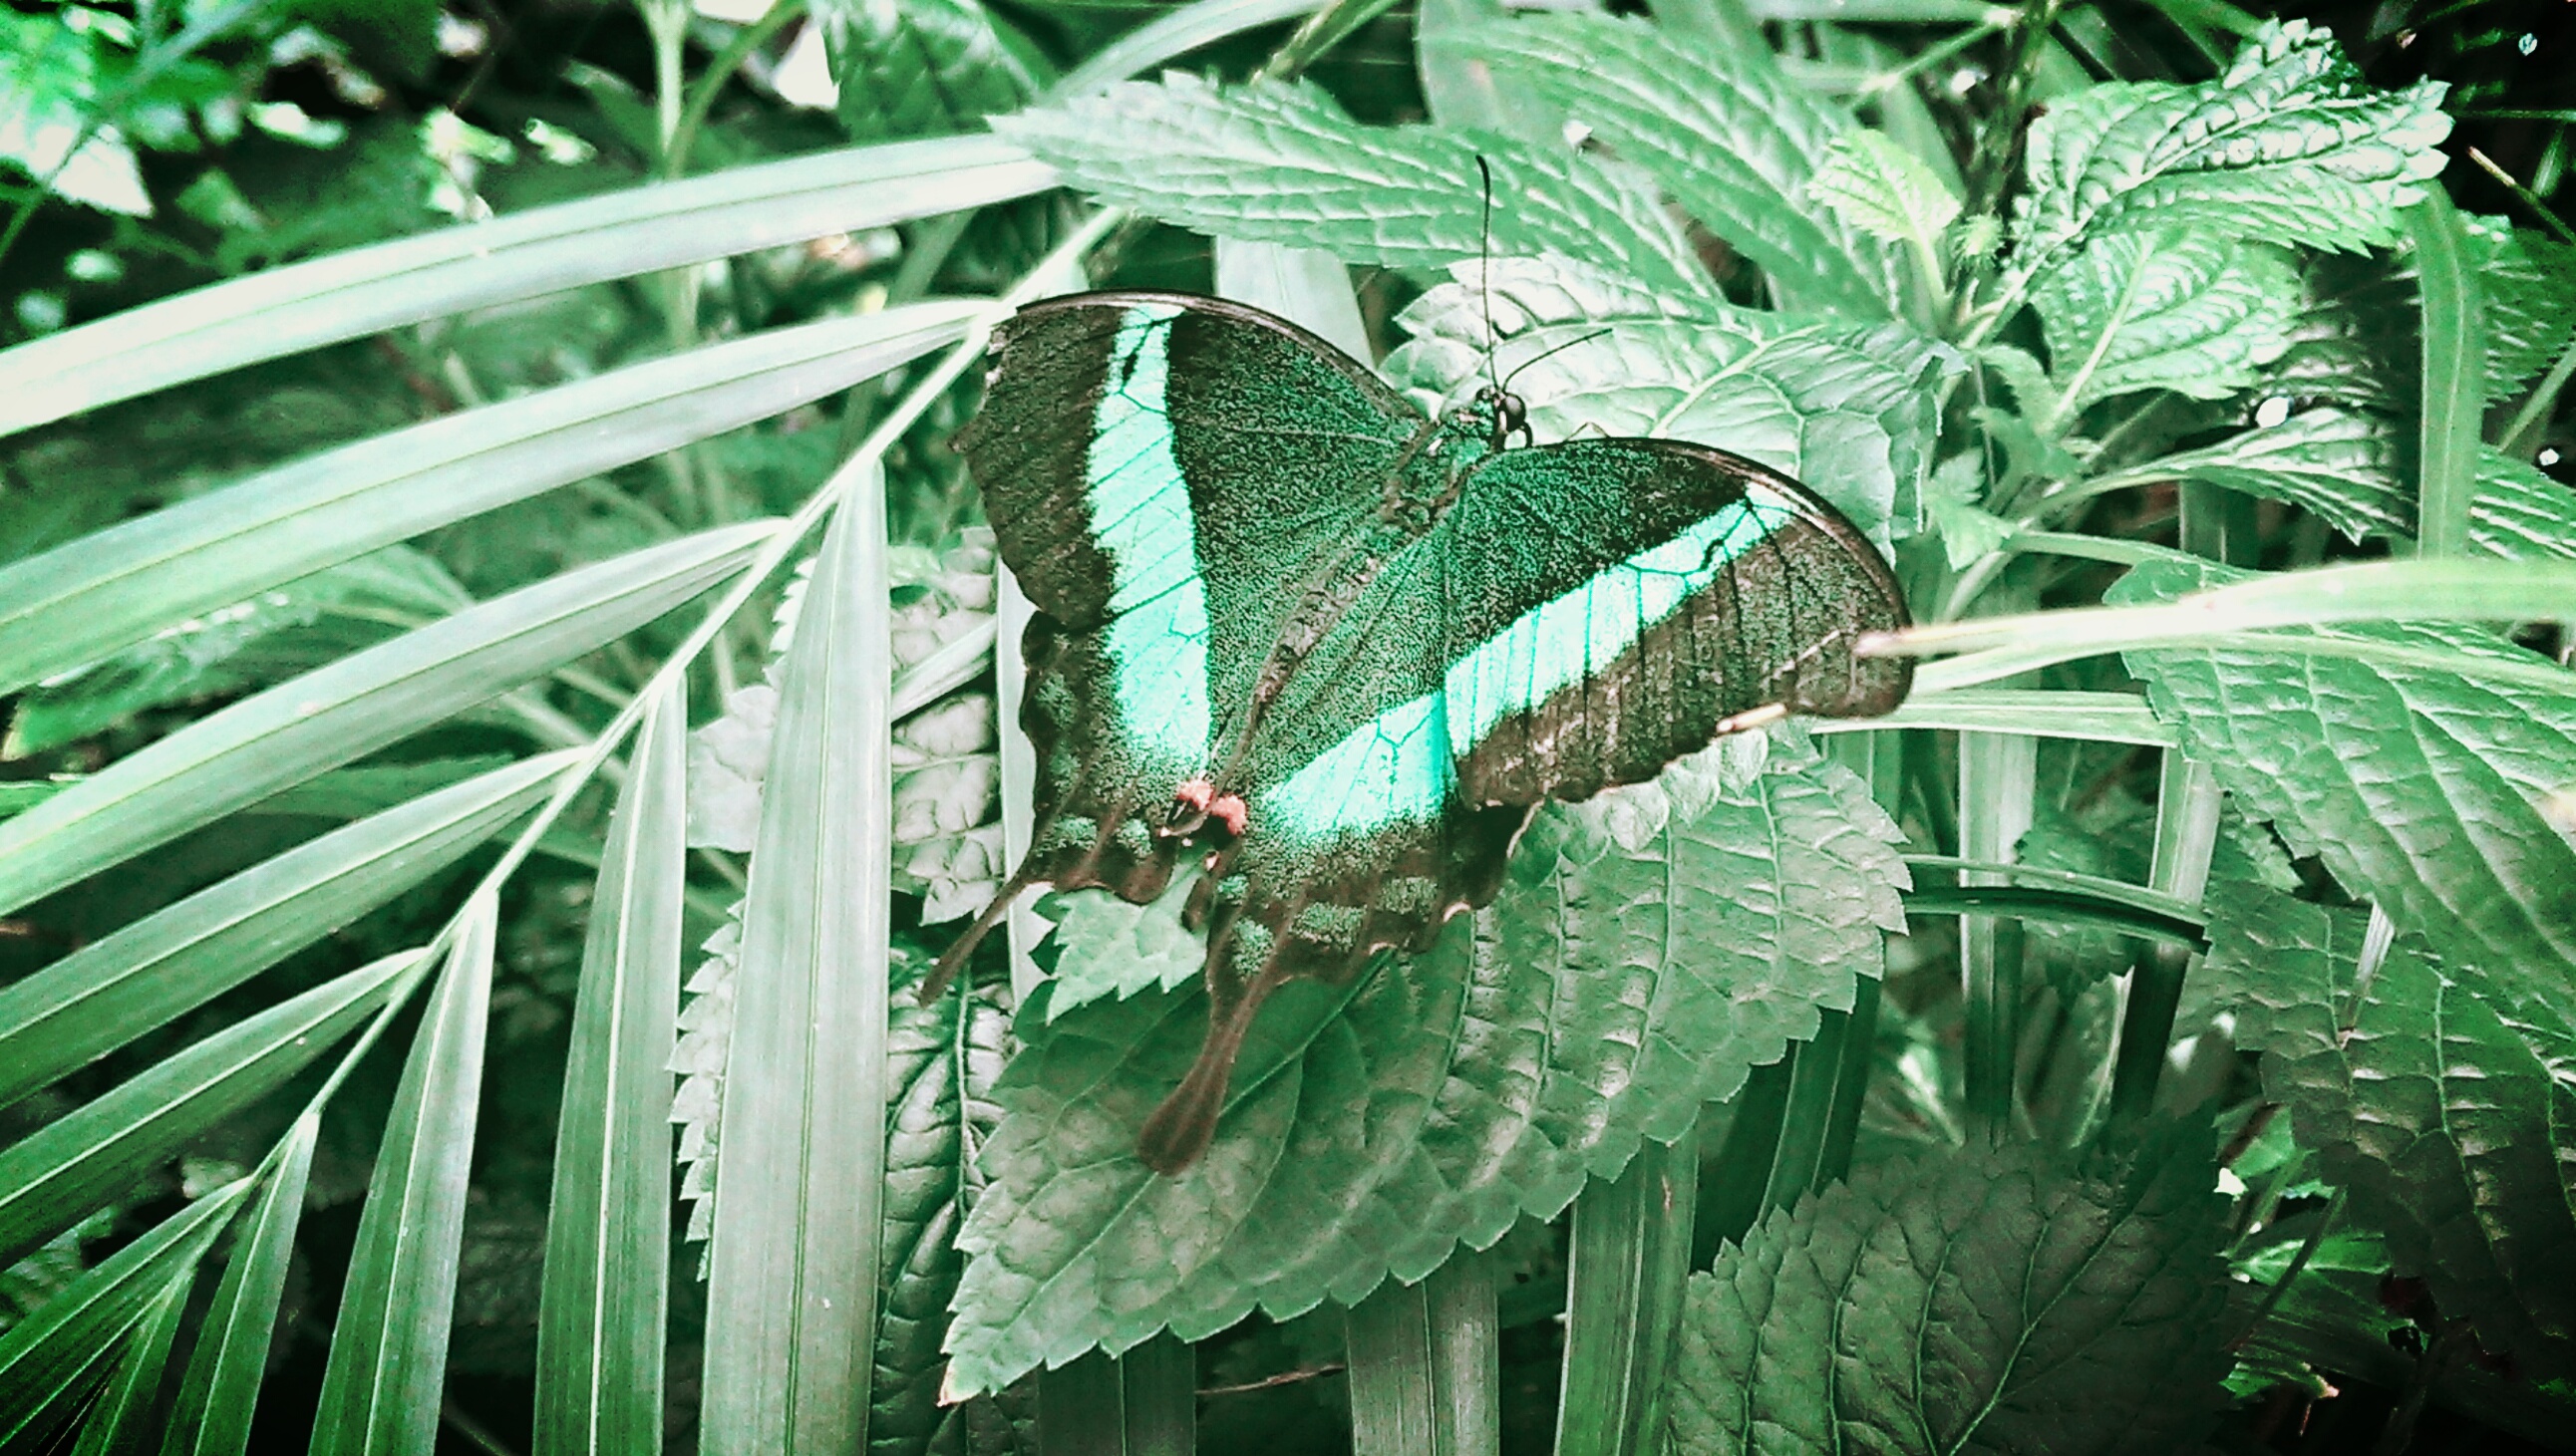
[1474,155,1504,398]
[1498,326,1613,395]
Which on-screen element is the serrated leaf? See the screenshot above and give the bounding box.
[2032,229,2298,411]
[162,1113,320,1456]
[1431,13,1903,315]
[1668,1129,2233,1455]
[670,901,744,1251]
[2012,20,2449,267]
[534,683,686,1456]
[1386,257,1948,549]
[2110,553,2576,1009]
[0,948,417,1271]
[0,522,772,920]
[2207,883,2576,1375]
[2114,407,2406,542]
[0,751,571,1110]
[1036,871,1206,1021]
[1806,131,1959,262]
[942,733,1906,1397]
[820,0,1055,143]
[2475,219,2576,397]
[991,75,1713,300]
[2470,447,2576,563]
[698,482,894,1453]
[1923,453,2013,570]
[871,976,1011,1456]
[0,1180,250,1452]
[310,901,496,1456]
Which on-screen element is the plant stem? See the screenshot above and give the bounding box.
[1040,1336,1197,1456]
[1556,1127,1700,1456]
[1346,1254,1499,1456]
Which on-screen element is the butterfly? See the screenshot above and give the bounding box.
[928,289,1911,1172]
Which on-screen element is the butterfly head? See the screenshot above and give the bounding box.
[1430,386,1531,473]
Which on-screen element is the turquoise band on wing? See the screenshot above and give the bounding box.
[1088,303,1212,771]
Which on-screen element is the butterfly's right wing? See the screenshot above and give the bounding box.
[956,291,1426,902]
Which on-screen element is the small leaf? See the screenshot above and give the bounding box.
[0,522,774,919]
[2012,20,2449,267]
[819,0,1055,143]
[1806,131,1960,259]
[2208,883,2576,1376]
[1669,1129,2233,1455]
[1035,871,1206,1021]
[1923,454,2014,570]
[0,949,417,1271]
[310,900,499,1456]
[992,75,1714,300]
[698,480,895,1453]
[162,1113,321,1456]
[1434,12,1903,314]
[535,683,687,1456]
[2032,229,2299,411]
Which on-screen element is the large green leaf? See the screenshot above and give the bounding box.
[0,750,572,1108]
[0,521,775,919]
[0,1181,250,1452]
[942,732,1906,1396]
[871,972,1012,1456]
[699,484,894,1455]
[310,901,497,1456]
[2031,229,2299,412]
[533,683,686,1456]
[1429,12,1903,315]
[990,75,1713,299]
[0,141,1042,434]
[2109,554,2576,995]
[1668,1129,2233,1455]
[162,1113,321,1456]
[820,0,1055,143]
[0,304,973,699]
[1383,257,1947,549]
[2011,21,2448,268]
[2207,884,2576,1376]
[0,948,418,1270]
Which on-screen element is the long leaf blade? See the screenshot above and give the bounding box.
[67,1260,194,1456]
[0,948,418,1270]
[162,1112,322,1456]
[0,142,1040,436]
[0,1180,250,1451]
[0,304,975,699]
[309,898,498,1456]
[700,478,894,1453]
[0,522,776,919]
[0,751,574,1107]
[535,682,687,1456]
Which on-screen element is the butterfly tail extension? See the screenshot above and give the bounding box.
[917,867,1041,1007]
[1135,937,1297,1174]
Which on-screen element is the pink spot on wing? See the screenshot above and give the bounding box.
[1210,793,1248,836]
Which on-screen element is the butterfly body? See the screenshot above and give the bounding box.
[936,289,1911,1171]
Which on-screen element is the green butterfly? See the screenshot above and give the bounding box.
[933,290,1911,1171]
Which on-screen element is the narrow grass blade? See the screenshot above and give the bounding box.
[2109,753,2221,1124]
[535,681,686,1456]
[1346,1258,1499,1456]
[1815,689,2175,745]
[162,1112,321,1456]
[0,1178,250,1451]
[1691,1056,1794,1267]
[0,751,573,1108]
[1038,1338,1196,1456]
[0,522,776,919]
[1958,728,2035,1130]
[1555,1131,1698,1456]
[2408,188,2486,560]
[67,1259,192,1456]
[309,897,498,1456]
[0,303,974,699]
[699,481,893,1454]
[0,949,418,1270]
[0,143,1039,435]
[1057,0,1327,96]
[1901,856,2206,928]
